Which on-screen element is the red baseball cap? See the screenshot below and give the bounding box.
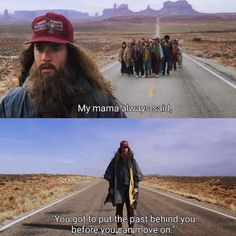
[120,140,129,148]
[26,12,74,44]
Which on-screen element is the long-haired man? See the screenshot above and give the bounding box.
[0,12,125,118]
[104,140,143,234]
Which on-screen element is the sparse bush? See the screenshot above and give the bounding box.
[212,53,221,57]
[192,37,202,42]
[197,54,203,57]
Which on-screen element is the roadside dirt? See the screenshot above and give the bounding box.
[0,174,99,223]
[142,176,236,212]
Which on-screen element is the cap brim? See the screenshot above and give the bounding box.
[25,37,71,44]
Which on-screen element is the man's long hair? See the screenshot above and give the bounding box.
[18,43,113,96]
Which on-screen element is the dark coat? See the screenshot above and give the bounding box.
[104,152,143,207]
[133,45,143,62]
[0,77,126,118]
[162,42,173,60]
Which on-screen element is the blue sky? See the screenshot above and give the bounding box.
[0,0,236,15]
[0,119,235,176]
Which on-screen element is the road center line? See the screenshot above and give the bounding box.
[141,186,236,221]
[148,85,155,98]
[0,181,101,232]
[184,54,236,90]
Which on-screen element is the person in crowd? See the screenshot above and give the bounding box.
[119,42,127,76]
[133,40,144,78]
[151,37,164,77]
[143,41,152,78]
[141,37,146,47]
[171,39,179,71]
[161,35,172,76]
[123,42,134,77]
[131,38,136,48]
[177,41,183,68]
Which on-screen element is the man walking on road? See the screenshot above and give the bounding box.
[0,12,125,118]
[161,35,172,76]
[152,37,164,77]
[119,42,128,76]
[171,39,179,71]
[133,41,144,78]
[104,140,143,234]
[123,42,134,77]
[143,41,152,78]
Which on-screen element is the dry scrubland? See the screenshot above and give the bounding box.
[0,174,99,223]
[0,15,235,96]
[160,16,236,68]
[142,176,236,212]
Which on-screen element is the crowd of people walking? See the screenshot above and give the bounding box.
[119,35,183,78]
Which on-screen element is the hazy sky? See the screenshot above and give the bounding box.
[0,119,235,176]
[0,0,236,15]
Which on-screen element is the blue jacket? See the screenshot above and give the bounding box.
[0,77,126,118]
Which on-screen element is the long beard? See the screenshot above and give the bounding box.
[120,151,131,167]
[28,63,76,117]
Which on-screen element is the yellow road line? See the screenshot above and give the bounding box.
[148,85,155,98]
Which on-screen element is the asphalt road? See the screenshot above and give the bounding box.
[1,181,235,236]
[102,53,236,118]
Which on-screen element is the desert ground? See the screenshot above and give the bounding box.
[141,176,236,213]
[0,174,99,223]
[0,15,235,97]
[159,15,236,68]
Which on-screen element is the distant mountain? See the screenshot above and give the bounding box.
[158,0,200,15]
[3,9,11,20]
[0,9,89,22]
[102,3,133,18]
[0,0,234,23]
[102,0,200,18]
[137,5,159,16]
[14,9,89,19]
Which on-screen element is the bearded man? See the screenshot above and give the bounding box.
[0,12,125,118]
[104,140,143,234]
